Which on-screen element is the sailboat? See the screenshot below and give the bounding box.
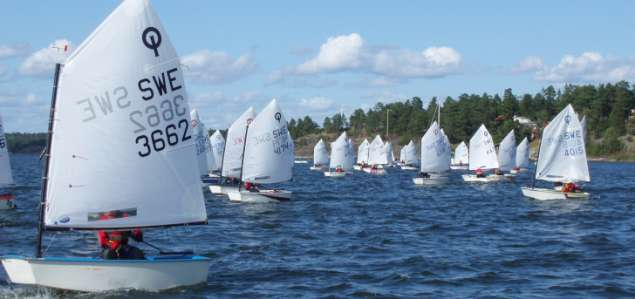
[450,141,469,170]
[1,0,210,291]
[354,138,369,170]
[227,99,294,202]
[363,135,387,175]
[0,113,15,210]
[324,132,351,177]
[346,138,356,168]
[384,142,396,167]
[208,107,255,195]
[511,137,529,174]
[399,140,418,170]
[521,104,590,200]
[461,124,504,182]
[413,121,451,184]
[208,130,225,177]
[311,139,329,171]
[191,109,216,185]
[498,130,516,177]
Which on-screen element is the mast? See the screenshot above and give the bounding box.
[237,123,250,191]
[36,63,62,258]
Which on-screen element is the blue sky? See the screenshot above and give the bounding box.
[1,0,634,132]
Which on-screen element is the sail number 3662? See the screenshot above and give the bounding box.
[136,119,191,157]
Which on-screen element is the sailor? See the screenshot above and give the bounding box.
[494,168,503,175]
[0,193,15,209]
[336,166,344,173]
[97,211,145,259]
[562,182,579,193]
[475,168,485,178]
[244,181,259,192]
[420,172,430,178]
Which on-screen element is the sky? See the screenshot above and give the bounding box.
[1,0,634,132]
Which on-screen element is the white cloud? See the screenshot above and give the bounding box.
[0,92,40,107]
[299,97,334,111]
[181,50,257,84]
[513,56,544,73]
[0,44,30,59]
[271,33,462,85]
[517,52,635,83]
[18,39,71,76]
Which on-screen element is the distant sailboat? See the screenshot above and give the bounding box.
[364,135,387,175]
[413,121,451,184]
[0,113,15,210]
[209,107,255,195]
[399,140,418,170]
[191,109,216,184]
[227,99,295,202]
[521,104,590,200]
[325,132,352,177]
[450,141,469,170]
[354,138,369,170]
[384,142,395,166]
[462,124,505,182]
[1,0,210,291]
[311,139,329,171]
[511,137,529,174]
[208,130,225,176]
[498,130,516,176]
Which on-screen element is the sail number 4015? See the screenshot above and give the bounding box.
[135,119,191,157]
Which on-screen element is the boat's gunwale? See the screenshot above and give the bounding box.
[2,255,210,264]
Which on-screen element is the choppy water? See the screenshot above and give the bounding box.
[1,154,635,298]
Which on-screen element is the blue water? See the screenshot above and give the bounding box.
[1,154,635,298]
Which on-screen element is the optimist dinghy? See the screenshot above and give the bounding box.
[354,139,370,171]
[461,124,504,182]
[208,130,225,177]
[511,137,529,174]
[498,130,516,177]
[324,132,353,177]
[521,104,590,200]
[363,135,387,175]
[413,122,450,185]
[311,139,329,171]
[0,113,16,210]
[227,99,295,203]
[208,107,255,195]
[1,0,210,292]
[191,109,216,186]
[399,140,418,171]
[450,141,469,170]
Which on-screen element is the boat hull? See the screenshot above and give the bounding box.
[0,199,15,210]
[208,184,239,195]
[227,189,292,203]
[461,174,507,183]
[521,187,590,200]
[324,171,346,177]
[450,165,468,170]
[353,165,363,171]
[310,166,326,171]
[1,255,210,292]
[413,174,448,185]
[362,167,385,175]
[400,165,418,171]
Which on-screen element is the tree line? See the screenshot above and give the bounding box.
[288,82,635,155]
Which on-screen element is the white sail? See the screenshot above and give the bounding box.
[384,142,395,164]
[515,137,529,169]
[402,140,418,165]
[0,113,14,187]
[420,121,450,173]
[357,139,369,164]
[313,139,329,166]
[368,135,387,165]
[346,138,355,167]
[190,109,212,176]
[452,141,469,165]
[498,130,516,172]
[468,124,499,170]
[209,130,225,172]
[535,104,590,183]
[241,99,294,184]
[44,0,206,229]
[222,107,256,178]
[329,132,353,170]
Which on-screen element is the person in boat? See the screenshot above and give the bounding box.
[0,193,16,209]
[419,172,430,179]
[561,182,581,193]
[335,166,344,173]
[494,168,503,175]
[244,181,259,192]
[97,211,145,259]
[475,168,486,178]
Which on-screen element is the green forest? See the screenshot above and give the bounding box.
[288,82,635,157]
[6,82,635,159]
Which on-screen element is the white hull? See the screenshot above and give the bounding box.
[310,166,327,171]
[461,174,507,183]
[0,199,15,210]
[1,255,210,292]
[450,165,468,170]
[362,167,385,175]
[324,171,346,177]
[400,165,418,171]
[227,189,292,203]
[413,175,449,185]
[294,160,308,164]
[521,187,590,200]
[353,165,363,171]
[208,184,239,195]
